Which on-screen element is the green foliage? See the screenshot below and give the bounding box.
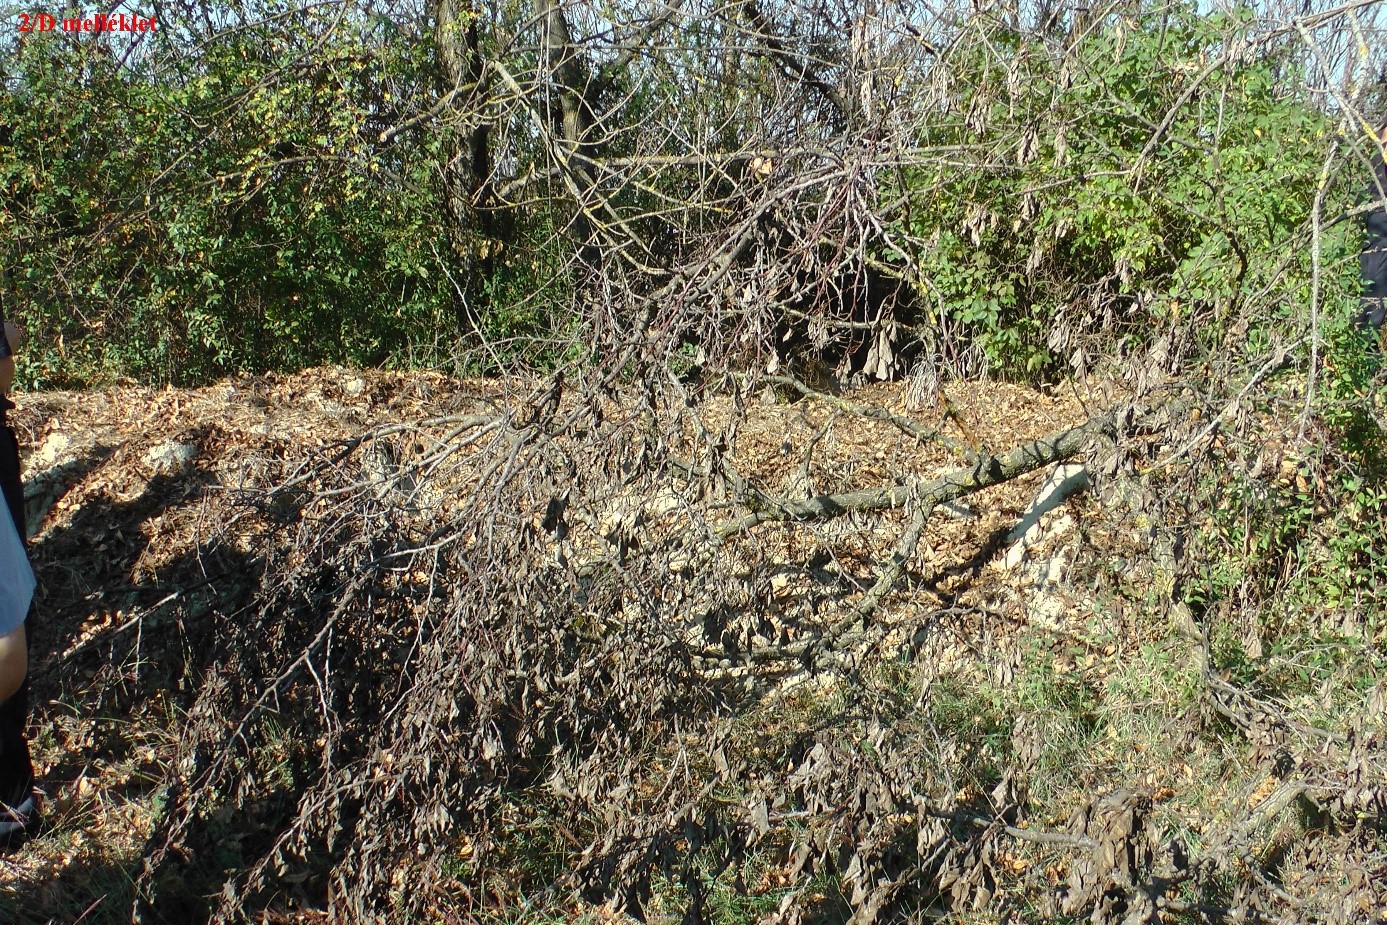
[1,17,456,386]
[889,4,1361,377]
[1187,320,1387,684]
[0,1,1376,389]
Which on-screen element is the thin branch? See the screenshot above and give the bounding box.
[715,413,1114,539]
[761,374,976,462]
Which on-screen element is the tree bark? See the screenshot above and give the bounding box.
[535,0,600,267]
[432,0,494,328]
[715,413,1115,539]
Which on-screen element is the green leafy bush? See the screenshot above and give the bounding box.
[2,21,455,386]
[888,6,1362,377]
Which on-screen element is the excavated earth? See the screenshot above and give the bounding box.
[1,366,1378,922]
[0,369,1095,908]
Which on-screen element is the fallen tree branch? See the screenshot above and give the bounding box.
[853,499,932,621]
[715,413,1114,540]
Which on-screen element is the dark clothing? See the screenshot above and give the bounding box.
[1360,149,1387,335]
[0,333,32,807]
[0,402,24,539]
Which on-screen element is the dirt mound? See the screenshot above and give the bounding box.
[3,369,499,910]
[0,368,1083,913]
[13,365,1093,701]
[1,367,1380,925]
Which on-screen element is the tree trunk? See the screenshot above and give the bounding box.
[535,0,600,268]
[432,0,494,330]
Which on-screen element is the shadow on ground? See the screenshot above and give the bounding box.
[1,448,288,924]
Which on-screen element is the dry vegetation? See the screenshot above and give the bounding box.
[3,1,1387,922]
[0,361,1382,924]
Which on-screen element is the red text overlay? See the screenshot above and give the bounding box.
[18,11,157,32]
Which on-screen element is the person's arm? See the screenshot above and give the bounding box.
[0,624,25,703]
[0,316,26,700]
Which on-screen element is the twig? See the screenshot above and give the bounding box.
[794,413,835,498]
[925,808,1097,850]
[762,374,975,461]
[853,499,932,621]
[1145,346,1298,473]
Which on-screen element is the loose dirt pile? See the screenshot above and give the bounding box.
[0,367,1381,925]
[0,369,1078,912]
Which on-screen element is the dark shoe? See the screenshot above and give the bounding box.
[0,790,40,852]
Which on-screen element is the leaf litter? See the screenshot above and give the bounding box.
[0,366,1382,924]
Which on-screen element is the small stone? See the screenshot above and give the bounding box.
[144,441,198,474]
[30,431,74,470]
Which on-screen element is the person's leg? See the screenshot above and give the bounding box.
[1370,297,1387,335]
[1358,292,1387,351]
[0,623,29,809]
[1360,233,1387,341]
[0,423,34,842]
[0,679,37,846]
